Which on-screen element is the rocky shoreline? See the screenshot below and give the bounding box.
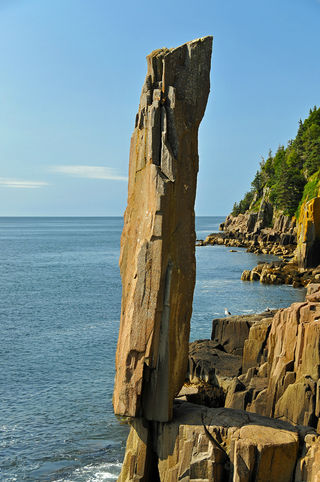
[197,210,320,288]
[114,38,320,481]
[241,260,320,287]
[120,285,320,481]
[171,283,320,480]
[197,230,296,258]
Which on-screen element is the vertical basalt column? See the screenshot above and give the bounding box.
[113,37,212,422]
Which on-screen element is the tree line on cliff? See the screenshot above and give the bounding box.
[232,106,320,219]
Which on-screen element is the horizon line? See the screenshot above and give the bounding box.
[0,214,227,218]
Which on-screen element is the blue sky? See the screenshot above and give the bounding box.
[0,0,319,216]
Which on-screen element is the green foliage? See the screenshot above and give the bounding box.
[295,170,320,219]
[251,198,262,212]
[261,152,275,186]
[293,105,320,176]
[251,170,264,195]
[232,106,320,218]
[272,163,306,216]
[232,191,254,216]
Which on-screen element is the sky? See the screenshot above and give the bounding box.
[0,0,319,216]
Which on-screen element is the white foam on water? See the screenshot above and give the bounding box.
[55,462,122,482]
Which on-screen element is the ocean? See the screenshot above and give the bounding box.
[1,216,306,481]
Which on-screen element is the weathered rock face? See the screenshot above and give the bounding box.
[180,313,275,414]
[184,288,320,429]
[296,197,320,268]
[188,340,242,383]
[113,37,212,422]
[155,402,300,482]
[254,199,273,233]
[117,282,320,479]
[297,434,320,482]
[242,316,271,373]
[220,212,295,239]
[180,285,320,429]
[273,214,296,235]
[211,312,275,357]
[266,297,320,427]
[120,400,316,482]
[214,211,297,260]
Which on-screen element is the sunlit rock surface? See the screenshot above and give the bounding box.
[113,36,212,422]
[296,197,320,268]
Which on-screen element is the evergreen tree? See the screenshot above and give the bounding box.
[230,106,320,219]
[251,170,263,195]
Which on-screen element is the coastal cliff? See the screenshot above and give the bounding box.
[296,196,320,269]
[204,107,320,270]
[114,39,320,481]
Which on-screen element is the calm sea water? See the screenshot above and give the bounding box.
[1,217,306,481]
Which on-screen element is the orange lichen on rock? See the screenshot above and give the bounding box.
[296,197,320,268]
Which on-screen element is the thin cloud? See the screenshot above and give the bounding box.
[0,177,48,189]
[52,165,128,181]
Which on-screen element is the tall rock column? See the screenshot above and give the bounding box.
[113,37,212,423]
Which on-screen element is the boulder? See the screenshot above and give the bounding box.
[231,424,298,482]
[241,269,251,281]
[240,260,320,287]
[224,378,248,410]
[187,340,242,385]
[113,36,213,422]
[307,283,320,296]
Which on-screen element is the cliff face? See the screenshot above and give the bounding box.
[113,36,213,423]
[220,211,296,246]
[219,108,320,268]
[266,294,320,426]
[296,197,320,268]
[218,196,320,270]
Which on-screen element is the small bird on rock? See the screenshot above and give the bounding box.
[224,308,231,316]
